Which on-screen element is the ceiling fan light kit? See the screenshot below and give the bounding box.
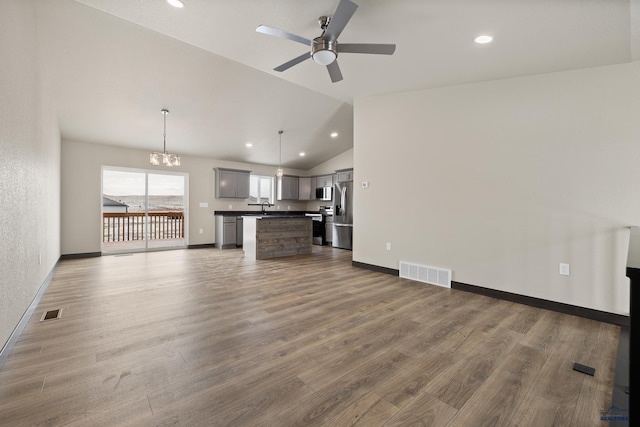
[256,0,395,83]
[312,38,337,65]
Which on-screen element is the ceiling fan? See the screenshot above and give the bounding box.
[256,0,396,83]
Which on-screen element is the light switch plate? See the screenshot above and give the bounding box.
[559,263,570,276]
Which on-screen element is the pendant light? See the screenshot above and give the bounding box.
[150,109,181,167]
[276,130,284,177]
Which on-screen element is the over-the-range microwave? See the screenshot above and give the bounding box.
[316,186,332,201]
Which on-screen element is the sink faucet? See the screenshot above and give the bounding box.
[261,200,272,214]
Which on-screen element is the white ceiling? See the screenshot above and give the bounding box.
[35,0,638,170]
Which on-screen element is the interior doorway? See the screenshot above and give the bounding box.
[101,166,188,254]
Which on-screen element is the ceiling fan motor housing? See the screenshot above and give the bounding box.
[319,16,330,29]
[312,37,337,65]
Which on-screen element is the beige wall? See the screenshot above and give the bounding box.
[61,140,310,255]
[307,148,353,176]
[354,62,640,315]
[0,0,61,349]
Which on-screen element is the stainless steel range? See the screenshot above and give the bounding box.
[305,213,323,245]
[306,206,333,246]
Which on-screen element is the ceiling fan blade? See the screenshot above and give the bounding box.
[274,52,312,72]
[339,43,396,55]
[327,60,343,83]
[256,25,312,46]
[323,0,358,41]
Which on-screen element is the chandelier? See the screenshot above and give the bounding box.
[150,109,181,167]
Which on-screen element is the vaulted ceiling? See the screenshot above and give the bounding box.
[35,0,638,170]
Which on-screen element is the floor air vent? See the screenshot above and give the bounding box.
[40,309,62,322]
[399,262,452,288]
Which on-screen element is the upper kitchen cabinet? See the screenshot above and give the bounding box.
[298,176,312,200]
[277,175,299,200]
[214,168,251,199]
[335,168,353,182]
[316,174,334,188]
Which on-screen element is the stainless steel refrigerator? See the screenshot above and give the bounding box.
[332,181,353,250]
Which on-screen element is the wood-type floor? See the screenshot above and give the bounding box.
[0,246,620,426]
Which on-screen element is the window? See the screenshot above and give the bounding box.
[249,175,274,204]
[101,166,188,253]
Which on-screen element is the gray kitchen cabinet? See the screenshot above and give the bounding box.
[316,174,334,187]
[310,177,317,198]
[215,215,238,249]
[214,168,251,199]
[277,175,299,200]
[298,177,312,200]
[335,169,353,183]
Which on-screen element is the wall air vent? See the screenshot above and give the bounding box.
[399,261,451,288]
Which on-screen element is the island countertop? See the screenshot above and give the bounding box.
[243,216,312,260]
[241,214,306,219]
[214,210,312,217]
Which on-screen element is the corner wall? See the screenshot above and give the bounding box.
[0,0,61,350]
[354,62,640,315]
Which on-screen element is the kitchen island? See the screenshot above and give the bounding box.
[243,215,312,260]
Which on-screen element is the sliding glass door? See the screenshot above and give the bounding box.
[102,167,188,254]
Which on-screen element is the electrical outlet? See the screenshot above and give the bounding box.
[228,204,232,209]
[199,228,204,235]
[559,263,570,276]
[38,252,42,265]
[386,242,391,251]
[288,205,291,210]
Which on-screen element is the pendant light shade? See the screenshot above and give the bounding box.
[150,109,181,167]
[276,130,284,177]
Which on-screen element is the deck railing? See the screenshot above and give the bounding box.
[103,211,184,242]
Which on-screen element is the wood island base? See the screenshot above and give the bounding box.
[243,216,312,260]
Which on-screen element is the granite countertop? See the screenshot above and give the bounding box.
[214,210,312,217]
[241,214,310,219]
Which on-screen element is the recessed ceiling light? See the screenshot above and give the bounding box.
[299,152,306,157]
[474,35,493,44]
[167,0,185,8]
[330,132,338,138]
[245,143,253,148]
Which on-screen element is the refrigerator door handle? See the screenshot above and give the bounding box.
[341,186,347,218]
